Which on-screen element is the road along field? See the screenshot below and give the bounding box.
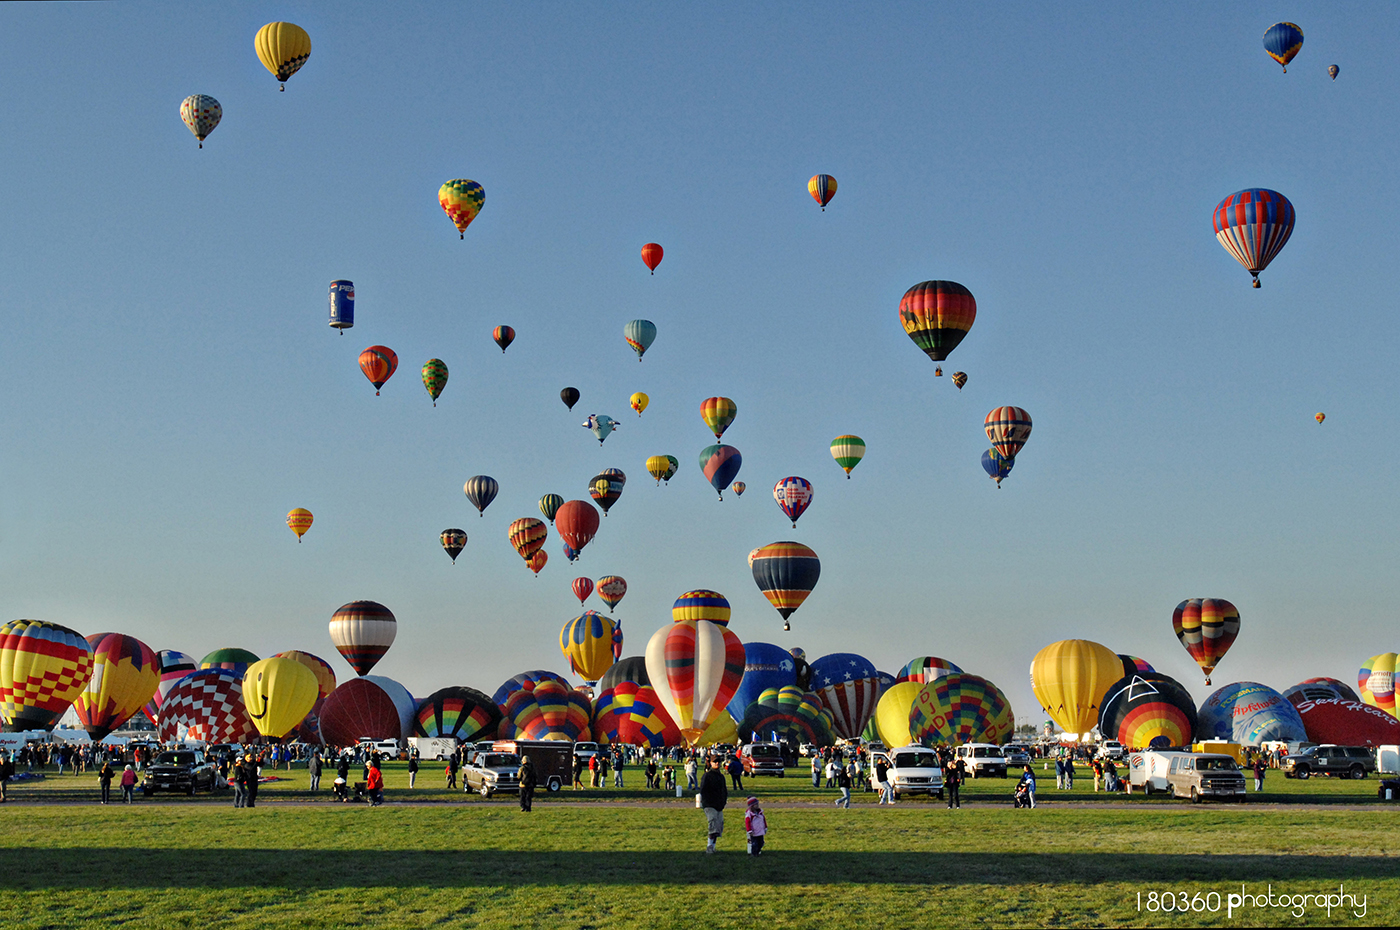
[1,765,1394,928]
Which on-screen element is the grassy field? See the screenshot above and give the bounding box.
[1,764,1394,928]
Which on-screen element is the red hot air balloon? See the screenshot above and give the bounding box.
[572,577,595,606]
[554,500,600,557]
[358,346,398,395]
[641,243,663,274]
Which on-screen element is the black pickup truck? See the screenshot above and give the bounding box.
[142,750,218,796]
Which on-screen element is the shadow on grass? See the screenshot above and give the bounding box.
[0,850,1389,890]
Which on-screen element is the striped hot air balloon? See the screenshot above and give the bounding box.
[772,476,813,527]
[750,541,821,631]
[984,407,1032,460]
[672,590,731,627]
[413,686,502,741]
[597,576,628,612]
[593,681,680,747]
[464,476,499,517]
[538,494,564,524]
[73,633,158,740]
[644,619,745,744]
[899,281,976,364]
[830,435,865,478]
[809,652,881,740]
[1172,599,1240,685]
[508,518,548,562]
[328,601,397,676]
[808,174,836,211]
[440,529,467,563]
[199,648,259,679]
[559,611,617,683]
[646,455,678,485]
[700,397,737,439]
[1213,189,1295,287]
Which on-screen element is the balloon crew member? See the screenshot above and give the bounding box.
[700,758,728,853]
[946,756,965,809]
[744,797,767,856]
[518,755,537,812]
[366,761,384,806]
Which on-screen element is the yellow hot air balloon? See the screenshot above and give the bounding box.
[1029,639,1123,736]
[287,508,313,542]
[873,681,922,748]
[255,22,312,91]
[242,657,319,740]
[559,611,617,684]
[693,711,738,747]
[630,392,649,416]
[73,633,160,740]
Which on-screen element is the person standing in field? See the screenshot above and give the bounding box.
[120,764,137,803]
[518,755,537,812]
[573,753,585,790]
[445,752,458,789]
[407,751,419,789]
[243,754,260,808]
[727,754,744,792]
[307,751,322,792]
[98,760,114,804]
[811,754,821,787]
[685,755,697,791]
[946,756,965,809]
[232,755,248,808]
[700,758,728,853]
[1019,764,1037,808]
[1064,756,1075,790]
[1253,756,1265,792]
[874,755,892,804]
[834,761,851,808]
[366,761,384,806]
[614,750,625,788]
[744,796,767,856]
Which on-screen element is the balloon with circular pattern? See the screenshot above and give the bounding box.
[1097,672,1198,750]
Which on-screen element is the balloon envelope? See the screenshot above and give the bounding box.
[143,650,198,724]
[439,179,485,237]
[1098,673,1198,750]
[199,648,259,680]
[593,681,680,747]
[830,435,865,476]
[1173,598,1240,683]
[328,601,396,676]
[726,642,798,721]
[700,397,737,439]
[179,94,221,146]
[809,652,881,741]
[873,681,923,748]
[555,500,600,555]
[243,657,319,740]
[1029,639,1122,736]
[899,281,976,363]
[319,675,415,747]
[909,673,1015,746]
[750,541,820,621]
[672,590,731,627]
[74,633,158,740]
[896,656,964,685]
[464,476,499,516]
[413,686,503,742]
[501,678,591,741]
[808,174,836,209]
[640,243,664,273]
[1293,697,1400,746]
[1197,682,1306,747]
[1262,21,1304,70]
[1213,189,1295,286]
[440,528,467,563]
[559,611,617,683]
[358,346,398,393]
[624,320,657,360]
[254,21,311,86]
[158,668,258,745]
[0,620,95,731]
[597,576,627,612]
[560,387,580,410]
[645,620,745,744]
[1358,653,1397,717]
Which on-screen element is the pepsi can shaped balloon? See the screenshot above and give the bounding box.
[328,280,355,331]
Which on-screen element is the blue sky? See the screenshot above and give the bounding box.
[3,2,1398,726]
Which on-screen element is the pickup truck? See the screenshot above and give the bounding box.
[739,742,785,777]
[463,751,521,797]
[142,750,218,796]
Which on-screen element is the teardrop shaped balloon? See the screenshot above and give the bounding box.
[359,346,398,395]
[624,320,657,361]
[700,397,737,439]
[630,392,649,416]
[646,455,678,485]
[440,528,467,563]
[731,481,746,497]
[1315,412,1325,424]
[560,387,580,410]
[328,601,396,677]
[439,179,485,238]
[492,325,515,353]
[464,476,499,517]
[984,406,1032,459]
[981,448,1013,486]
[641,243,664,273]
[74,633,158,740]
[750,541,821,625]
[1263,21,1303,72]
[539,493,564,524]
[254,22,311,90]
[951,371,967,391]
[528,549,548,575]
[772,476,813,528]
[559,610,616,683]
[589,470,626,516]
[1213,189,1295,287]
[508,518,548,562]
[572,577,595,606]
[1172,598,1240,685]
[421,359,448,406]
[645,620,745,744]
[597,575,627,612]
[1328,64,1339,80]
[554,500,600,556]
[286,508,313,541]
[179,94,221,148]
[899,281,976,364]
[1029,639,1123,736]
[808,174,836,211]
[830,435,865,478]
[699,444,741,499]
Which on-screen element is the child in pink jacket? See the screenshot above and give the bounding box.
[744,796,767,856]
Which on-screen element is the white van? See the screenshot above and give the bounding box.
[885,745,944,799]
[955,743,1007,778]
[1129,751,1246,801]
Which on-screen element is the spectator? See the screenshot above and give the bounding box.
[810,754,821,788]
[744,796,767,856]
[874,755,893,805]
[614,750,625,788]
[946,756,966,809]
[98,760,114,804]
[307,751,322,792]
[518,755,537,812]
[445,753,458,790]
[699,758,728,853]
[366,761,384,806]
[243,753,260,808]
[1020,764,1037,808]
[120,764,137,804]
[1253,756,1266,792]
[0,752,14,803]
[834,761,851,809]
[407,751,419,789]
[684,755,697,791]
[727,754,744,792]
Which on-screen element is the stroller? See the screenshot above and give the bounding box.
[1013,781,1033,808]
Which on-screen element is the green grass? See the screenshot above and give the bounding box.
[1,765,1396,928]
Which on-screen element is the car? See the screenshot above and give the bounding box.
[739,742,785,777]
[798,743,818,757]
[572,741,600,762]
[142,750,217,796]
[358,738,401,758]
[955,743,1008,778]
[1283,745,1376,780]
[885,745,944,799]
[463,751,521,797]
[1003,744,1031,766]
[1095,741,1125,761]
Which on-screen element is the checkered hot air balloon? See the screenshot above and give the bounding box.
[592,681,680,747]
[421,359,448,406]
[439,179,485,238]
[255,21,311,90]
[178,94,221,148]
[908,673,1015,746]
[672,590,731,627]
[142,650,197,724]
[0,620,95,731]
[157,669,258,745]
[1213,189,1295,288]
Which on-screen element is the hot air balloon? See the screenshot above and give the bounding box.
[589,470,626,516]
[243,657,319,740]
[413,686,503,742]
[538,494,563,524]
[750,541,820,631]
[899,281,976,365]
[1263,21,1303,72]
[630,392,649,416]
[624,320,657,361]
[985,407,1032,460]
[700,397,737,439]
[1118,655,1156,677]
[319,675,416,747]
[254,21,311,90]
[672,590,731,627]
[772,476,813,527]
[1029,639,1123,736]
[1098,672,1198,750]
[808,174,836,211]
[560,387,580,410]
[359,346,397,395]
[421,359,448,406]
[645,620,745,744]
[555,500,600,556]
[1172,598,1240,685]
[508,518,548,563]
[873,681,922,748]
[1294,696,1400,747]
[641,243,664,274]
[328,280,354,332]
[951,371,967,391]
[646,455,678,485]
[1198,682,1306,746]
[731,481,746,497]
[699,444,741,499]
[830,435,865,478]
[157,668,258,745]
[328,601,396,676]
[597,576,627,613]
[1213,189,1295,287]
[572,577,594,605]
[560,611,617,683]
[562,543,578,562]
[909,673,1015,746]
[179,94,221,148]
[1282,677,1360,707]
[1328,64,1339,80]
[528,549,548,575]
[273,650,336,701]
[583,414,618,445]
[439,179,485,238]
[142,650,198,725]
[74,633,158,740]
[500,678,592,742]
[982,448,1014,487]
[598,656,649,693]
[739,687,836,746]
[199,648,259,679]
[464,475,499,517]
[896,657,964,685]
[726,642,799,720]
[1315,412,1325,424]
[287,508,313,541]
[593,681,680,747]
[809,652,881,740]
[440,528,467,563]
[1358,653,1398,717]
[492,325,514,352]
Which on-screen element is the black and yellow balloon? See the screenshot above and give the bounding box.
[255,22,312,91]
[242,657,319,739]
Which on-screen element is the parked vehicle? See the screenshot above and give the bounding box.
[492,739,573,792]
[1129,751,1245,801]
[1377,745,1399,777]
[572,741,600,762]
[739,742,785,777]
[463,751,520,797]
[1095,740,1125,761]
[955,743,1007,778]
[357,738,401,757]
[1003,744,1031,766]
[142,750,217,796]
[1191,741,1245,765]
[885,745,944,799]
[408,737,458,761]
[1283,745,1376,780]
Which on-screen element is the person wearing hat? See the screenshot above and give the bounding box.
[699,757,728,853]
[232,755,248,808]
[744,796,767,856]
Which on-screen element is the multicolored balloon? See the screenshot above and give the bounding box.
[772,476,813,528]
[624,320,657,361]
[287,508,313,541]
[699,444,742,499]
[560,387,580,410]
[1213,189,1295,287]
[492,325,514,352]
[539,494,564,524]
[1172,598,1240,685]
[508,517,548,563]
[984,407,1032,460]
[630,392,649,416]
[739,686,836,746]
[641,243,664,274]
[1098,672,1198,750]
[672,590,731,627]
[909,673,1015,746]
[439,179,485,238]
[328,600,396,677]
[750,541,820,630]
[464,475,499,517]
[493,669,571,707]
[179,94,221,148]
[590,469,626,516]
[644,619,745,744]
[440,528,467,563]
[199,648,259,679]
[527,549,548,575]
[273,650,336,701]
[809,652,881,740]
[1198,682,1306,746]
[254,21,311,90]
[1315,412,1325,424]
[700,397,737,439]
[413,686,503,741]
[74,633,158,740]
[1118,655,1155,677]
[597,576,627,612]
[896,656,964,685]
[142,650,198,725]
[359,346,398,395]
[830,435,865,478]
[243,657,319,740]
[899,281,976,364]
[951,371,967,391]
[593,681,680,747]
[1263,21,1304,72]
[554,500,601,556]
[157,668,257,744]
[1328,64,1339,80]
[500,677,592,741]
[731,481,746,497]
[421,359,448,406]
[583,413,618,445]
[1358,653,1398,717]
[646,455,678,485]
[560,611,617,683]
[1029,639,1122,736]
[808,174,836,211]
[726,642,798,720]
[982,448,1013,487]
